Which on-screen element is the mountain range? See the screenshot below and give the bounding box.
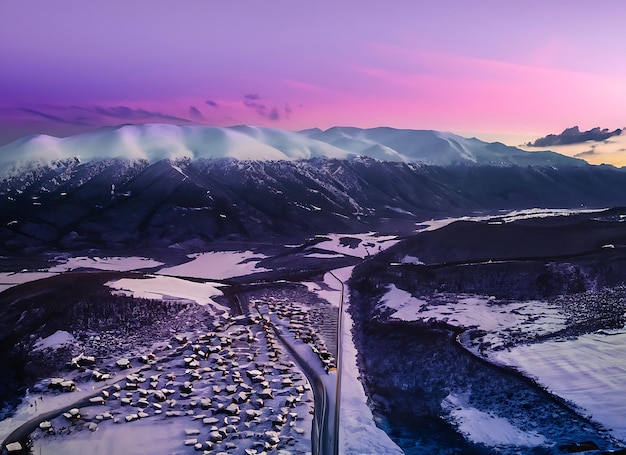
[1,124,625,253]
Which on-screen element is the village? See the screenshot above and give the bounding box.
[2,291,341,455]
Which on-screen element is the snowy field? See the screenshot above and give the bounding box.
[49,256,164,272]
[158,250,269,279]
[441,392,547,448]
[0,271,57,292]
[310,232,399,259]
[379,285,567,350]
[414,207,605,233]
[492,330,626,441]
[106,275,226,311]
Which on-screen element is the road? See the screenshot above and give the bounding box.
[266,315,335,455]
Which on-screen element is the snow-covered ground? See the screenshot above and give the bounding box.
[414,207,605,233]
[158,250,268,279]
[0,271,57,292]
[106,275,226,312]
[310,233,398,259]
[492,329,626,441]
[441,392,547,448]
[49,256,163,272]
[33,330,76,352]
[379,285,567,350]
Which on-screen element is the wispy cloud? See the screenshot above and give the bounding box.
[86,105,192,123]
[243,94,269,117]
[20,108,91,126]
[205,100,219,108]
[241,94,291,121]
[189,105,204,120]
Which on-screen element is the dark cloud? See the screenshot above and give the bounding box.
[20,108,90,126]
[574,148,596,158]
[268,108,280,121]
[86,105,192,123]
[205,100,219,108]
[189,106,204,119]
[241,94,291,121]
[528,126,622,147]
[243,95,268,117]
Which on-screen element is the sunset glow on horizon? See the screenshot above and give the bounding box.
[2,1,626,163]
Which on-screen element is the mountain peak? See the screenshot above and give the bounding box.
[0,124,586,176]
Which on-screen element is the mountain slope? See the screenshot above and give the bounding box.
[0,124,587,175]
[2,156,626,253]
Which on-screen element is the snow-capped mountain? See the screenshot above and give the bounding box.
[0,123,586,174]
[2,124,626,253]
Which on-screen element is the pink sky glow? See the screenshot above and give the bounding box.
[1,0,625,159]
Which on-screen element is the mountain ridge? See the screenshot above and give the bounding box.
[0,124,588,176]
[2,155,626,253]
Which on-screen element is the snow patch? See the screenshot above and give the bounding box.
[312,233,398,259]
[106,276,226,311]
[400,255,424,265]
[158,250,269,279]
[0,271,57,292]
[379,285,566,351]
[33,330,75,351]
[49,256,163,272]
[492,330,626,441]
[442,392,547,448]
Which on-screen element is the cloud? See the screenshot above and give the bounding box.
[574,147,597,158]
[528,126,623,147]
[268,108,280,121]
[243,94,269,117]
[189,106,204,119]
[205,100,219,108]
[20,108,90,126]
[241,94,292,121]
[87,105,192,123]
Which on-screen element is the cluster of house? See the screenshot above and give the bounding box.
[32,313,314,454]
[254,296,337,372]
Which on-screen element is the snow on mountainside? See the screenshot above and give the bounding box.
[0,124,586,175]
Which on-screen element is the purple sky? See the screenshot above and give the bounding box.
[1,0,626,145]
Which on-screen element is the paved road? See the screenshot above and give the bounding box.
[268,319,334,455]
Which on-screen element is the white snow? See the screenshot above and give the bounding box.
[0,124,575,175]
[158,250,268,280]
[29,409,200,455]
[379,285,566,351]
[415,207,604,234]
[338,269,404,455]
[0,124,353,173]
[378,285,429,320]
[311,233,398,259]
[304,252,345,259]
[0,271,57,292]
[400,255,424,265]
[106,275,226,311]
[442,392,547,448]
[49,256,163,272]
[33,330,75,351]
[492,330,626,441]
